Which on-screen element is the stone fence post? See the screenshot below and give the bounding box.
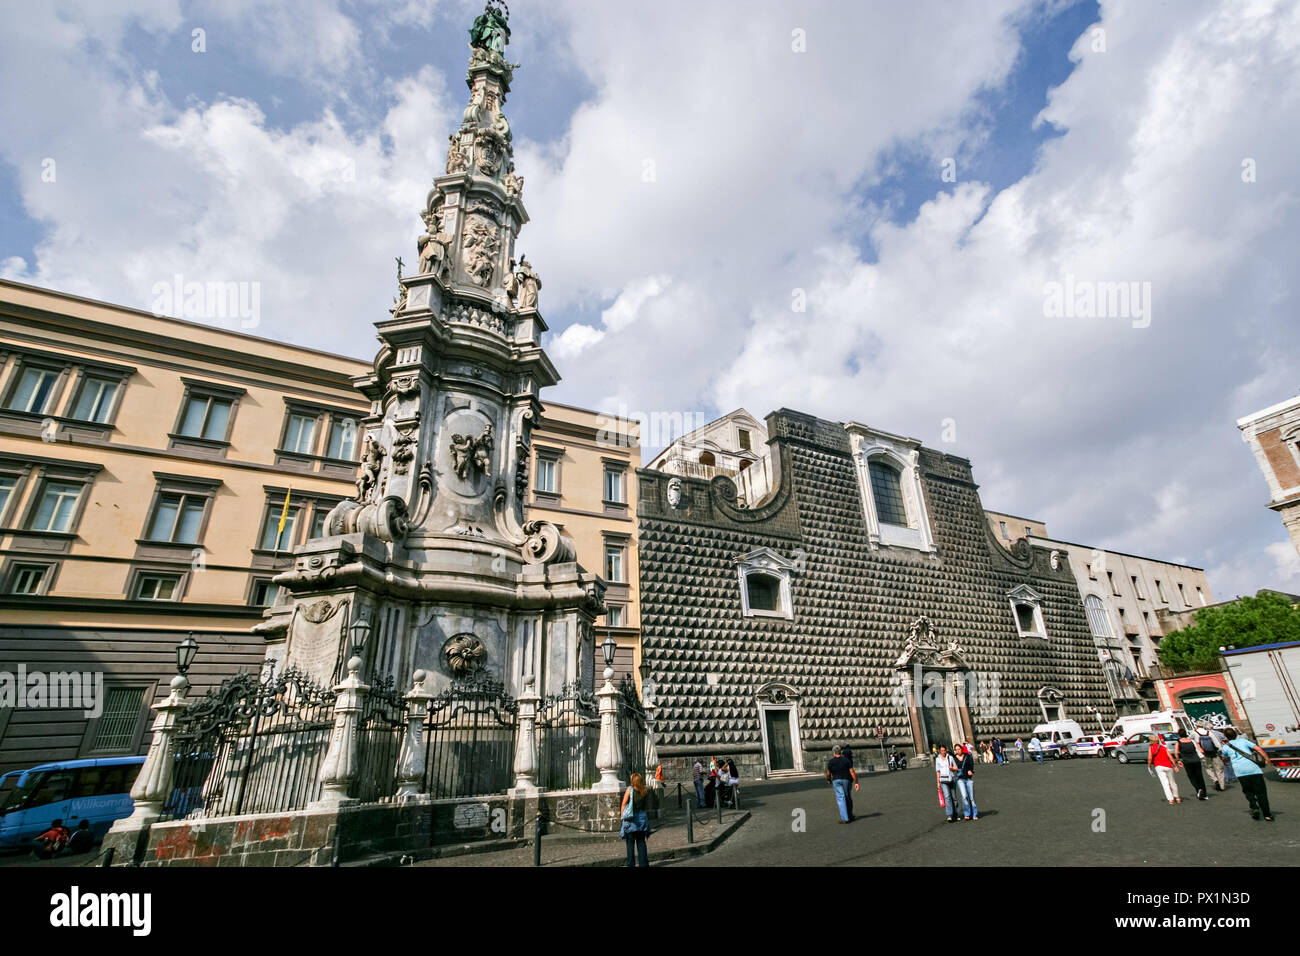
[511,676,540,795]
[396,670,433,802]
[110,674,191,831]
[314,654,370,807]
[593,671,623,793]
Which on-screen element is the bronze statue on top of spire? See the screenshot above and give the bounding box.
[470,1,510,56]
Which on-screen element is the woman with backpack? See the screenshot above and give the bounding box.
[1175,729,1208,800]
[620,772,652,866]
[1220,728,1273,821]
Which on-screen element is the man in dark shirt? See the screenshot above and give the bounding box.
[840,745,855,819]
[826,745,859,823]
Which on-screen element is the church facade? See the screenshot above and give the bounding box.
[637,408,1115,778]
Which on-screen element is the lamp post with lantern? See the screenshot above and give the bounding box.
[593,632,624,792]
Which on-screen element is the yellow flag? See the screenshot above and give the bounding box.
[276,487,292,546]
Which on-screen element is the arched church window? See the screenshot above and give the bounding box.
[1083,595,1112,639]
[868,460,908,526]
[698,451,716,466]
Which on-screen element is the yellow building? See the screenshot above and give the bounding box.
[0,279,639,776]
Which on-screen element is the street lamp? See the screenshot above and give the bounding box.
[176,632,199,675]
[349,616,372,659]
[638,661,650,685]
[602,633,617,673]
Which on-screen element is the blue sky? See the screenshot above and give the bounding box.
[1,0,1299,602]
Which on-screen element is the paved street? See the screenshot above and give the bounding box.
[670,757,1299,866]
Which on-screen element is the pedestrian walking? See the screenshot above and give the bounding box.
[993,737,1005,765]
[826,745,859,823]
[1015,737,1025,762]
[692,759,706,808]
[620,772,651,866]
[1196,724,1226,792]
[1148,734,1182,805]
[1028,736,1043,763]
[936,745,960,822]
[1175,730,1208,800]
[839,746,854,819]
[957,740,979,820]
[724,759,740,809]
[1220,728,1273,821]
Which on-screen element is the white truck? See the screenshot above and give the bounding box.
[1221,641,1300,782]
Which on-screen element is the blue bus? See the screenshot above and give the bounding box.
[0,756,143,851]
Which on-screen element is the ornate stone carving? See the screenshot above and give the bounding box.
[514,255,541,311]
[446,134,469,174]
[666,477,683,509]
[301,599,342,624]
[522,520,578,565]
[503,168,523,201]
[417,208,451,276]
[387,374,420,400]
[391,424,418,476]
[894,615,942,668]
[462,215,500,287]
[469,2,510,57]
[443,633,488,677]
[356,438,384,502]
[514,433,530,498]
[450,423,494,480]
[473,126,506,176]
[389,257,406,315]
[503,257,518,306]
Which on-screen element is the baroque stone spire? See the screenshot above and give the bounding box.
[263,2,602,701]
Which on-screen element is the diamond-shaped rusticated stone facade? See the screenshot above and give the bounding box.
[637,408,1114,774]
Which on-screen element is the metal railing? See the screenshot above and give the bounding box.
[421,675,518,800]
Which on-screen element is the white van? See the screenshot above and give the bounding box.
[1031,720,1087,758]
[1107,710,1195,744]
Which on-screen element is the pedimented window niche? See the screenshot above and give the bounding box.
[845,424,936,554]
[1008,583,1048,641]
[736,547,798,619]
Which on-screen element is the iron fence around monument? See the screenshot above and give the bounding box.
[537,683,600,791]
[349,675,409,804]
[165,665,337,821]
[421,675,518,799]
[616,677,649,783]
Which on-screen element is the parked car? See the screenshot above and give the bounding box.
[0,756,143,852]
[1112,732,1179,764]
[1071,734,1107,757]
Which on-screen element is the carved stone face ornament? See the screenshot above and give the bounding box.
[666,477,682,509]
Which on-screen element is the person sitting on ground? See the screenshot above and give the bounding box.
[32,818,70,859]
[66,819,96,855]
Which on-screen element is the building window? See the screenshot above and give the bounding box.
[1086,563,1095,579]
[69,376,119,424]
[1131,575,1144,600]
[283,412,318,455]
[250,578,281,607]
[260,504,301,552]
[88,687,148,752]
[1196,586,1206,606]
[1177,583,1186,606]
[8,562,52,595]
[1025,526,1032,537]
[326,418,358,460]
[736,547,798,620]
[310,508,329,540]
[29,480,84,533]
[604,542,626,583]
[746,573,782,612]
[6,366,60,414]
[1154,579,1167,602]
[999,520,1009,539]
[134,572,182,601]
[1008,584,1047,639]
[604,468,625,504]
[146,493,207,544]
[179,393,233,440]
[867,461,908,526]
[535,456,558,494]
[606,605,624,627]
[738,429,752,451]
[698,451,716,467]
[1083,595,1112,640]
[0,474,16,523]
[1108,571,1120,596]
